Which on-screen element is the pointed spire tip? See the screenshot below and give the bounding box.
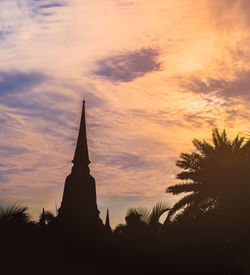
[72,100,90,166]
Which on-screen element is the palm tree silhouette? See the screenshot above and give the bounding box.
[0,204,31,226]
[165,128,250,224]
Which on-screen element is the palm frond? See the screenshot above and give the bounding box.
[0,204,30,225]
[176,153,203,170]
[176,171,199,181]
[241,138,250,152]
[192,139,214,156]
[164,193,203,223]
[231,135,243,152]
[212,128,220,148]
[148,201,169,225]
[221,129,227,143]
[166,183,200,195]
[212,128,231,149]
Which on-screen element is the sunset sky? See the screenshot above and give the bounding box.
[1,0,250,227]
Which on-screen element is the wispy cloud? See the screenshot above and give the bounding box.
[94,48,161,82]
[94,151,161,171]
[0,70,47,95]
[184,70,250,100]
[28,0,68,16]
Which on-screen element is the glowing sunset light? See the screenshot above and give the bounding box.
[0,0,250,227]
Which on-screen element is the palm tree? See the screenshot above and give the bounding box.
[165,128,250,224]
[0,204,31,226]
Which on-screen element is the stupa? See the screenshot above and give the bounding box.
[58,101,103,231]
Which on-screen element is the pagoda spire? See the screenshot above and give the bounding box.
[58,101,103,233]
[72,100,90,167]
[105,209,112,233]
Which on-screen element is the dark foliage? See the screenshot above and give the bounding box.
[2,129,250,274]
[166,129,250,229]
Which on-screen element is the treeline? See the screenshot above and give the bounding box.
[1,129,250,274]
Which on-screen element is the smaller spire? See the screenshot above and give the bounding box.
[39,208,46,226]
[105,209,112,233]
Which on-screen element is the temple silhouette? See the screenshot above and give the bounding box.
[58,101,104,232]
[2,103,250,274]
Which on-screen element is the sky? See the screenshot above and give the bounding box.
[0,0,250,228]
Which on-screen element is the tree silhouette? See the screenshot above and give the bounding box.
[0,204,31,226]
[165,128,250,227]
[114,202,169,236]
[39,209,56,225]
